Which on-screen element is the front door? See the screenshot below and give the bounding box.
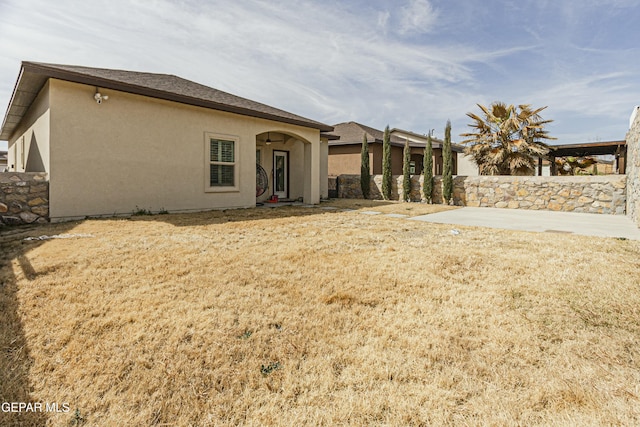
[273,150,288,199]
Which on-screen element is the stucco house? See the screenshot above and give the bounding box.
[328,121,475,177]
[0,62,333,220]
[390,127,479,176]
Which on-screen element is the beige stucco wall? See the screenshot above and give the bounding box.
[456,153,479,176]
[45,79,322,219]
[7,81,51,174]
[320,138,328,198]
[289,138,305,199]
[328,144,361,176]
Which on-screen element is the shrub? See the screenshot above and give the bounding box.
[360,133,371,199]
[382,125,392,200]
[442,121,453,204]
[423,133,434,203]
[402,138,411,202]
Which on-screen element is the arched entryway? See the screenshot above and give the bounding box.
[255,130,320,204]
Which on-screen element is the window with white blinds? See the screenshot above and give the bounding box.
[209,138,235,187]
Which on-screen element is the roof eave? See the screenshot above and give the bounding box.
[35,62,335,132]
[1,62,333,140]
[321,132,340,141]
[0,65,28,140]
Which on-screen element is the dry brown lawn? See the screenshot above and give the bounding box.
[1,200,639,426]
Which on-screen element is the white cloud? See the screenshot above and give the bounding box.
[0,0,470,146]
[0,0,637,148]
[398,0,439,35]
[534,73,635,117]
[377,10,391,34]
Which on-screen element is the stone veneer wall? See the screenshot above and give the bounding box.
[337,175,466,204]
[463,175,626,214]
[0,172,49,226]
[626,112,640,226]
[337,174,627,215]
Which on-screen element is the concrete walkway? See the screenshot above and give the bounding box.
[408,207,640,240]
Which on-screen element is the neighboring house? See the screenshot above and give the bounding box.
[0,62,333,220]
[328,122,472,176]
[0,150,7,171]
[390,128,479,176]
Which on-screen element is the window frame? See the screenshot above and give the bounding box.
[204,132,240,193]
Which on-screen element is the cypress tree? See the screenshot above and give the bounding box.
[382,125,392,200]
[423,132,433,203]
[360,132,370,199]
[402,138,411,202]
[442,120,453,204]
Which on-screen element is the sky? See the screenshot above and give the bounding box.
[0,0,639,152]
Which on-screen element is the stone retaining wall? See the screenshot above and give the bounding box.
[626,110,640,226]
[336,174,626,215]
[463,175,626,214]
[0,172,49,226]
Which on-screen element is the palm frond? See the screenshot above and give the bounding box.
[461,101,554,175]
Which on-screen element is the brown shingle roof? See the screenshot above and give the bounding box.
[330,121,449,149]
[330,122,409,147]
[1,61,333,140]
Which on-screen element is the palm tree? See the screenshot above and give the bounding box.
[460,102,555,175]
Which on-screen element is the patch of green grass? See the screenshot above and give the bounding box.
[260,362,281,376]
[132,206,153,216]
[238,330,253,339]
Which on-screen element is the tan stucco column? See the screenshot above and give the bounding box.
[303,139,320,204]
[320,139,328,199]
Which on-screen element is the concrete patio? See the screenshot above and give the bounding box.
[408,207,640,240]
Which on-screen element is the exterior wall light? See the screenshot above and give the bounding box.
[94,91,109,104]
